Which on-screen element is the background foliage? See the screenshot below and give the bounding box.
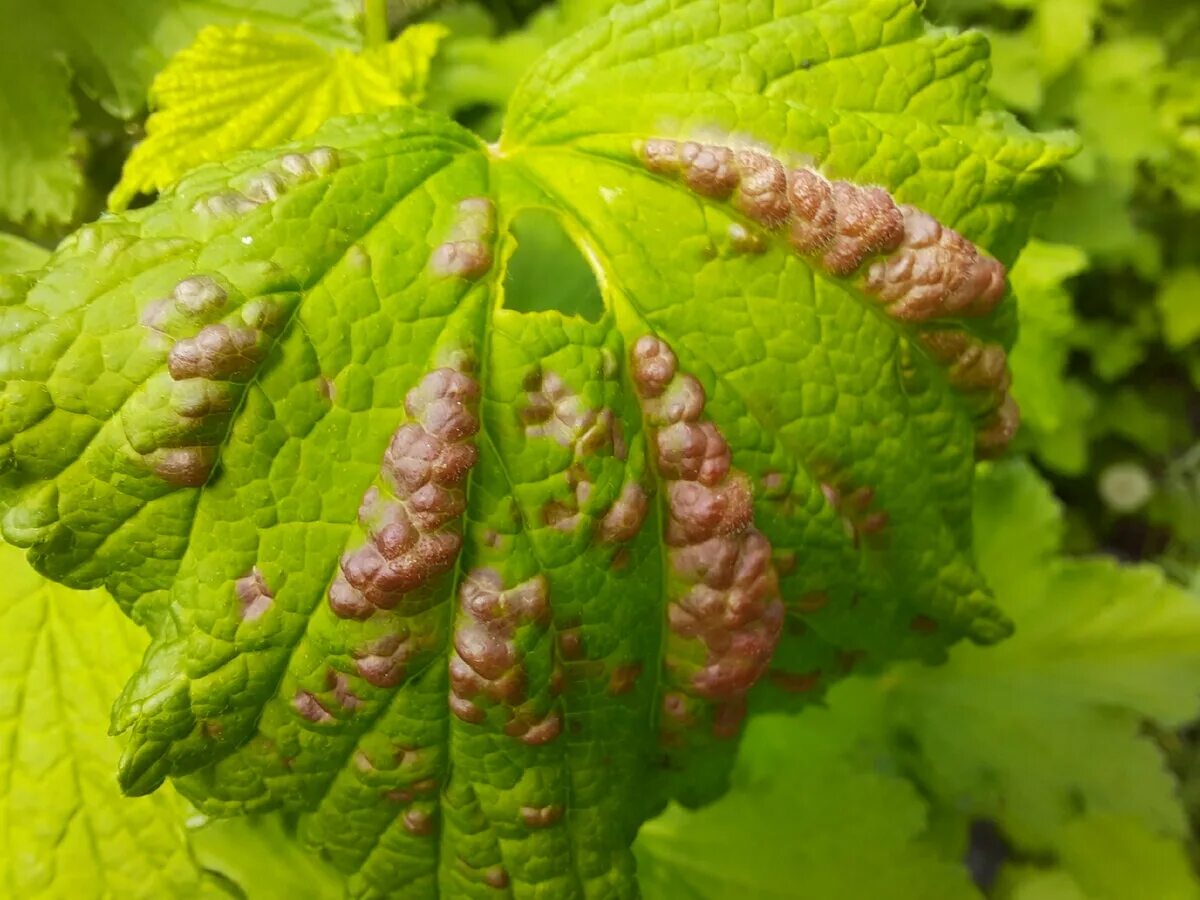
[0,0,1197,897]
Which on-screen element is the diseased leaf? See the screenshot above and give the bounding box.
[0,542,225,898]
[0,1,1069,895]
[111,23,447,209]
[0,0,356,225]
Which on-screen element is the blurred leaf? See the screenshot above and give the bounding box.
[880,461,1200,850]
[999,816,1200,900]
[1008,239,1088,443]
[0,234,51,274]
[1157,267,1200,350]
[0,0,356,226]
[634,708,981,900]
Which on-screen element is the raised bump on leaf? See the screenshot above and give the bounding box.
[637,136,1019,455]
[329,365,480,620]
[631,335,784,748]
[431,197,496,279]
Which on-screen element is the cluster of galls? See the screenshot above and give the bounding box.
[192,147,340,218]
[448,568,563,745]
[919,329,1019,457]
[630,336,784,741]
[521,369,649,543]
[638,138,1018,455]
[430,197,496,280]
[138,275,285,487]
[328,367,480,626]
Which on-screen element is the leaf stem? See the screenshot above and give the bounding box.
[364,0,389,47]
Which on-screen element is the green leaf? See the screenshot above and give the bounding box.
[0,235,51,275]
[634,710,982,900]
[0,1,1068,894]
[0,542,226,898]
[999,816,1200,900]
[111,22,448,210]
[879,460,1200,851]
[1157,267,1200,351]
[1006,239,1088,464]
[0,0,356,225]
[190,814,346,899]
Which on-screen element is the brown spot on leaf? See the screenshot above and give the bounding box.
[910,614,939,634]
[293,690,333,723]
[865,206,1006,321]
[168,324,264,381]
[235,567,273,620]
[794,591,829,613]
[608,662,643,696]
[520,804,564,829]
[769,669,822,693]
[483,866,510,889]
[402,808,436,836]
[151,446,217,487]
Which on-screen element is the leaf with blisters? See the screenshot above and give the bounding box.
[0,0,1070,896]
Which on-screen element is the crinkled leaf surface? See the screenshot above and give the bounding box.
[0,0,356,225]
[111,22,448,210]
[0,1,1069,896]
[0,542,226,898]
[879,460,1200,851]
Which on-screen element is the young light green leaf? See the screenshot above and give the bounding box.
[0,1,1069,894]
[1157,267,1200,350]
[0,542,227,898]
[880,460,1200,851]
[110,23,448,209]
[0,0,356,225]
[634,710,982,900]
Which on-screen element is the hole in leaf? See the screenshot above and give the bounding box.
[502,209,605,322]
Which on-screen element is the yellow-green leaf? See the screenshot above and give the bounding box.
[110,22,447,209]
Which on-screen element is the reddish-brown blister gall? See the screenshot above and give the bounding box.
[597,482,650,543]
[631,334,785,743]
[151,446,218,487]
[520,804,564,829]
[293,690,334,723]
[168,324,265,381]
[820,182,905,276]
[235,567,273,621]
[976,395,1021,458]
[787,168,838,254]
[640,138,681,175]
[865,206,1006,321]
[734,151,791,228]
[431,197,496,279]
[449,570,559,741]
[329,365,479,619]
[680,142,739,197]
